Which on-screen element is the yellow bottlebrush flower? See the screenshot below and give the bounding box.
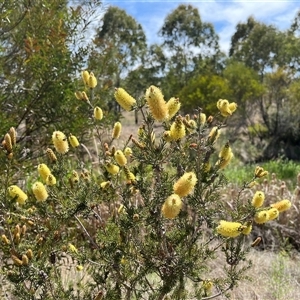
[145,85,168,121]
[46,148,57,163]
[114,150,127,166]
[241,221,252,235]
[1,234,10,245]
[46,174,57,186]
[71,170,80,184]
[9,127,17,146]
[52,131,69,154]
[216,220,243,238]
[8,185,28,205]
[251,191,265,208]
[228,102,237,113]
[68,243,78,254]
[173,171,197,197]
[208,126,220,144]
[217,99,237,117]
[32,182,48,202]
[105,162,120,175]
[38,163,51,181]
[124,166,136,183]
[187,120,197,133]
[270,199,291,212]
[94,106,103,120]
[88,72,97,88]
[254,166,269,178]
[254,210,269,224]
[112,122,122,139]
[124,147,132,157]
[166,97,181,120]
[170,115,186,141]
[4,133,13,153]
[202,280,213,295]
[219,142,232,161]
[100,181,111,189]
[76,265,83,271]
[81,91,89,102]
[81,70,90,85]
[74,91,83,100]
[267,208,279,220]
[199,113,207,125]
[161,194,182,219]
[163,131,172,142]
[114,87,136,111]
[69,134,80,148]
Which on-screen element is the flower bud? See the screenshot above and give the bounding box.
[199,113,207,125]
[4,133,13,153]
[105,162,119,175]
[69,134,80,148]
[11,255,23,266]
[46,148,57,163]
[38,163,51,181]
[26,249,33,260]
[81,70,89,85]
[124,147,132,156]
[208,126,220,144]
[112,122,122,139]
[88,72,97,88]
[9,127,17,146]
[46,174,57,186]
[22,254,29,266]
[94,106,103,120]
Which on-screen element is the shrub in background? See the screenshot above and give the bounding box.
[0,74,292,299]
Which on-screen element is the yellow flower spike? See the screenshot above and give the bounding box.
[114,150,127,166]
[4,133,13,153]
[270,199,292,212]
[217,99,232,117]
[124,147,132,157]
[241,221,252,235]
[145,85,168,121]
[219,142,232,161]
[94,106,103,120]
[8,185,28,205]
[69,134,80,148]
[208,126,220,144]
[251,191,265,208]
[52,131,69,154]
[100,181,111,189]
[76,265,83,271]
[161,194,182,219]
[202,280,213,295]
[68,243,78,254]
[254,166,269,178]
[216,220,243,238]
[228,102,238,113]
[199,112,207,125]
[105,162,120,175]
[1,234,10,245]
[123,166,136,183]
[187,120,197,133]
[26,249,33,260]
[112,122,122,139]
[9,127,17,146]
[11,255,23,266]
[46,174,57,186]
[166,97,181,120]
[22,254,29,266]
[38,163,51,181]
[71,170,80,184]
[88,72,97,89]
[32,182,48,202]
[75,91,84,100]
[173,171,197,197]
[114,87,137,111]
[46,148,57,163]
[81,70,89,85]
[163,131,172,142]
[267,208,279,221]
[81,91,89,102]
[170,115,186,141]
[254,210,269,224]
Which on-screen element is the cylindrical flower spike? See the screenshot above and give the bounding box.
[173,171,197,197]
[114,87,137,111]
[199,113,207,125]
[124,166,136,183]
[170,116,186,141]
[112,122,122,139]
[9,127,17,146]
[46,174,57,186]
[46,148,57,163]
[163,131,172,142]
[94,106,103,120]
[161,194,183,219]
[267,208,279,220]
[52,131,69,154]
[241,221,252,235]
[166,97,181,120]
[105,162,120,175]
[270,199,291,212]
[69,134,80,148]
[219,142,232,161]
[38,163,51,181]
[216,220,243,238]
[251,191,265,208]
[81,70,89,85]
[4,133,13,153]
[88,72,97,88]
[8,185,28,205]
[71,170,80,184]
[208,126,220,144]
[145,85,168,121]
[217,99,237,117]
[114,150,127,166]
[254,166,269,178]
[124,147,132,157]
[32,182,48,202]
[254,210,269,224]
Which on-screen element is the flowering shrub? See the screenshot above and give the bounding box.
[0,72,292,299]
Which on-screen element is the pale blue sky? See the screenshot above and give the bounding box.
[103,0,300,54]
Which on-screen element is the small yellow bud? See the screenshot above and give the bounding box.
[4,133,13,152]
[114,150,127,166]
[45,174,57,186]
[68,243,78,254]
[69,134,80,148]
[112,122,122,139]
[38,163,51,181]
[114,87,136,111]
[81,70,90,85]
[145,85,168,121]
[170,116,186,141]
[8,185,28,205]
[22,254,29,266]
[216,220,243,238]
[1,234,10,244]
[52,131,69,154]
[105,162,120,175]
[21,224,27,235]
[88,72,97,88]
[270,199,291,212]
[166,97,181,120]
[46,148,57,163]
[9,127,17,146]
[217,99,237,117]
[94,106,103,120]
[251,191,265,208]
[199,113,207,125]
[26,249,33,260]
[254,166,268,178]
[124,147,132,156]
[32,182,48,202]
[161,194,182,219]
[100,181,111,189]
[173,172,197,197]
[241,221,252,235]
[267,208,279,220]
[76,265,84,271]
[14,232,20,244]
[254,210,269,224]
[75,91,84,100]
[208,126,220,144]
